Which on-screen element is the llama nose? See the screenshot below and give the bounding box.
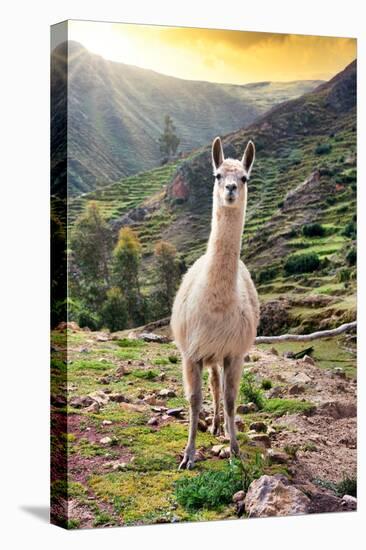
[225,183,237,193]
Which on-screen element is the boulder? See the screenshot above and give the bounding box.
[244,475,310,517]
[248,433,271,448]
[69,395,95,409]
[237,402,257,414]
[211,444,225,456]
[138,332,170,344]
[302,355,315,365]
[147,416,159,426]
[290,372,312,385]
[158,389,177,398]
[249,421,267,433]
[166,407,184,418]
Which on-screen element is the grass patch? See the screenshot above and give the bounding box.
[314,475,357,497]
[240,371,264,409]
[116,339,146,348]
[263,398,315,416]
[132,369,159,380]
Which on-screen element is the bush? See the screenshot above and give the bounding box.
[284,252,320,275]
[346,247,357,266]
[342,220,356,239]
[261,379,272,390]
[338,268,351,283]
[302,223,325,238]
[174,456,264,511]
[240,372,264,409]
[314,143,332,155]
[258,267,278,284]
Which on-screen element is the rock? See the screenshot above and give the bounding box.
[158,389,177,398]
[198,419,207,432]
[102,420,112,426]
[249,421,267,433]
[100,436,117,446]
[211,444,225,456]
[233,490,245,503]
[266,449,289,464]
[290,372,312,385]
[270,347,279,356]
[158,372,166,381]
[244,475,310,517]
[317,401,356,419]
[112,462,128,471]
[237,402,257,414]
[235,415,245,431]
[115,365,126,376]
[194,449,206,462]
[88,391,110,406]
[51,394,67,407]
[151,406,168,413]
[219,446,231,459]
[69,395,95,409]
[334,367,346,379]
[96,333,110,342]
[302,355,315,365]
[138,332,170,344]
[268,386,283,398]
[109,393,130,403]
[85,402,100,413]
[248,433,271,448]
[288,383,305,395]
[147,416,159,426]
[283,351,295,359]
[167,408,184,418]
[143,395,159,405]
[341,495,357,509]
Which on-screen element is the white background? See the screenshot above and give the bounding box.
[1,0,364,548]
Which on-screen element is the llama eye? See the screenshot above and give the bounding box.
[216,173,221,180]
[241,175,247,183]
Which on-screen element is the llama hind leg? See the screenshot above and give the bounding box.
[208,363,221,436]
[223,356,243,457]
[179,357,203,470]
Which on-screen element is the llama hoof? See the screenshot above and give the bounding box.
[178,455,195,470]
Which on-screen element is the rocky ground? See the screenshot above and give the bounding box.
[51,323,357,529]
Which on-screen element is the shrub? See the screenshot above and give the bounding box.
[261,379,272,390]
[174,456,264,511]
[258,267,278,284]
[284,252,320,275]
[168,355,179,363]
[240,372,264,409]
[302,223,325,238]
[346,247,357,266]
[342,220,356,239]
[338,268,351,283]
[314,143,332,155]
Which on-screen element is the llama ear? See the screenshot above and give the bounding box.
[242,140,255,176]
[212,137,224,170]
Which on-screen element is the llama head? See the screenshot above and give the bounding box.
[212,136,255,208]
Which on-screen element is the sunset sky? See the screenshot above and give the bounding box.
[67,20,356,84]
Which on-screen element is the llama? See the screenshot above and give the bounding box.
[171,136,260,470]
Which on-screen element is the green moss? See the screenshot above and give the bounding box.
[263,398,315,416]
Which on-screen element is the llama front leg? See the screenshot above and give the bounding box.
[179,357,203,470]
[223,356,243,457]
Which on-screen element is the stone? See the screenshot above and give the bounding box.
[288,383,305,395]
[112,462,128,471]
[96,333,110,342]
[219,446,231,459]
[290,372,312,385]
[334,367,346,379]
[102,420,112,426]
[317,401,356,419]
[248,433,271,448]
[100,436,116,446]
[151,406,167,413]
[249,421,267,433]
[194,449,206,462]
[237,402,257,414]
[158,372,166,381]
[341,495,357,508]
[85,402,100,413]
[88,391,110,406]
[235,415,245,431]
[266,449,289,464]
[143,395,158,405]
[268,386,283,398]
[115,365,126,376]
[211,444,225,456]
[283,351,295,359]
[158,389,177,398]
[147,416,159,426]
[109,393,130,403]
[198,419,207,432]
[302,355,315,365]
[244,475,310,517]
[69,395,95,409]
[138,332,170,344]
[167,407,184,418]
[233,490,245,503]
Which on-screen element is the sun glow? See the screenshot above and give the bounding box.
[66,20,356,84]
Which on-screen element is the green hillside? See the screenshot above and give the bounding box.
[52,41,322,196]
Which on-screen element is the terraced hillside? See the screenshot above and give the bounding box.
[52,41,322,195]
[68,60,357,333]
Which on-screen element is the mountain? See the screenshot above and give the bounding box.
[51,41,322,195]
[69,60,357,333]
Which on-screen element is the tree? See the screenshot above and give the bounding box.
[112,227,145,326]
[153,241,181,315]
[70,202,112,317]
[158,115,180,159]
[101,288,128,332]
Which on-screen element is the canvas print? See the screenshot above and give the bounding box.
[51,20,357,529]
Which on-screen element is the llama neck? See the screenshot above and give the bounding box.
[206,195,246,289]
